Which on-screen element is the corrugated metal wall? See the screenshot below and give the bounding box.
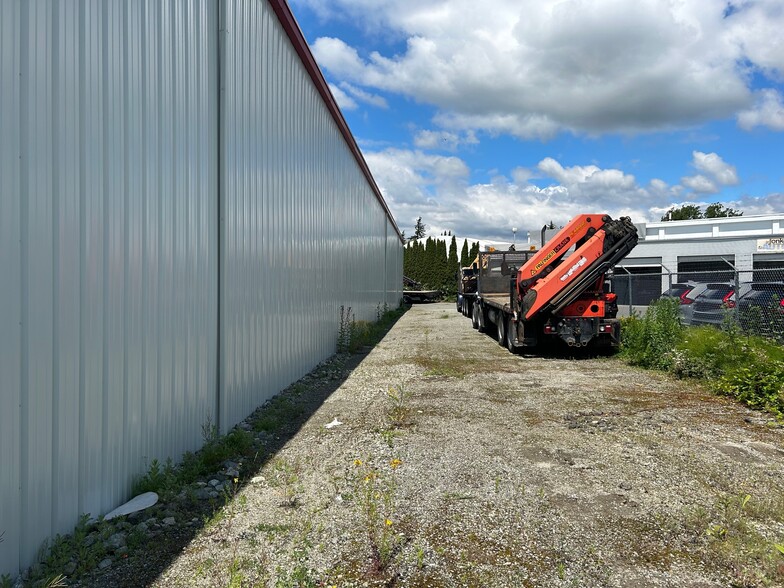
[0,0,402,578]
[218,0,402,429]
[0,0,219,575]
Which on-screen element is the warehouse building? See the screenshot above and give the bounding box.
[613,214,784,306]
[0,0,402,577]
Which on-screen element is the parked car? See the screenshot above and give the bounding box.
[737,282,784,338]
[660,282,699,301]
[690,282,737,327]
[675,282,708,326]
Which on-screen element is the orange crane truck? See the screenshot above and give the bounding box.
[470,214,638,352]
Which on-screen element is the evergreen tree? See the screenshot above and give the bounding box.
[460,239,469,267]
[413,217,426,239]
[469,241,480,262]
[447,236,459,295]
[437,239,448,291]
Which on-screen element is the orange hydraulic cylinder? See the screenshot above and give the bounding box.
[517,214,609,288]
[521,229,608,320]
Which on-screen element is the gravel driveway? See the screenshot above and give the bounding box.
[140,303,784,587]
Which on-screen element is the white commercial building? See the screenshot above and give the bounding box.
[614,214,784,305]
[0,0,402,577]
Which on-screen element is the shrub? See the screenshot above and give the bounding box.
[715,359,784,418]
[621,302,784,419]
[619,297,683,370]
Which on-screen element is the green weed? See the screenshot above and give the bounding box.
[621,300,784,419]
[689,492,784,585]
[386,384,413,428]
[338,304,406,354]
[267,458,304,508]
[351,457,404,576]
[254,395,306,434]
[619,297,683,370]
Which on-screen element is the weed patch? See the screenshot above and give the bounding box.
[620,297,683,370]
[685,492,784,585]
[338,304,406,354]
[621,299,784,419]
[350,457,405,577]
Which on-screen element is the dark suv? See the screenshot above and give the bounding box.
[690,283,736,327]
[737,282,784,338]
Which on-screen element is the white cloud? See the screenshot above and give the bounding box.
[681,174,718,195]
[303,0,784,138]
[339,82,389,109]
[691,151,739,186]
[365,149,685,239]
[328,83,357,110]
[680,151,739,194]
[737,89,784,131]
[724,1,784,79]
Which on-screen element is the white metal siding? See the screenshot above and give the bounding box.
[0,0,22,575]
[0,0,218,574]
[1,0,402,578]
[219,0,401,430]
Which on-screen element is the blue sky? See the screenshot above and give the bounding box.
[290,0,784,242]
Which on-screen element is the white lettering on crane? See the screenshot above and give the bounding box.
[559,256,587,282]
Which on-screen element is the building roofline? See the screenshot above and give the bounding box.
[267,0,403,243]
[646,213,784,229]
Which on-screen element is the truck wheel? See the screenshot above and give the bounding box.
[477,305,486,333]
[472,304,479,329]
[506,317,517,353]
[497,316,505,346]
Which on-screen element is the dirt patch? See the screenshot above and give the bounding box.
[95,303,784,587]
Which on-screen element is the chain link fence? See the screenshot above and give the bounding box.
[608,260,784,343]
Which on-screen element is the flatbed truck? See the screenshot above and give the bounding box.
[469,214,638,352]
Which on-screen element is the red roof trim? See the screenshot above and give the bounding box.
[267,0,403,242]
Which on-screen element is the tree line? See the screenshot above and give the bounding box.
[661,202,742,221]
[403,218,479,295]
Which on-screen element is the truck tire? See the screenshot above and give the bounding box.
[472,303,480,329]
[506,317,517,353]
[497,316,506,346]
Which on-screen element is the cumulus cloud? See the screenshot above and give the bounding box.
[328,83,357,111]
[302,0,784,138]
[681,174,718,195]
[691,151,739,186]
[680,151,739,194]
[339,82,389,109]
[365,148,684,239]
[737,89,784,131]
[362,147,779,240]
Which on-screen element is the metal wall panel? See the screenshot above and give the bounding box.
[0,1,218,576]
[219,0,402,430]
[1,0,402,577]
[0,0,22,576]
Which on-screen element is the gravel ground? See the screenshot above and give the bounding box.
[94,303,784,587]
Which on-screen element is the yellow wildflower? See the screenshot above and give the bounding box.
[354,459,363,467]
[385,519,393,526]
[390,458,403,469]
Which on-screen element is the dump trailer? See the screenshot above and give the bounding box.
[471,214,638,351]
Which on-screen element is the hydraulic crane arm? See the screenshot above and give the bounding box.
[517,216,638,320]
[517,214,611,289]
